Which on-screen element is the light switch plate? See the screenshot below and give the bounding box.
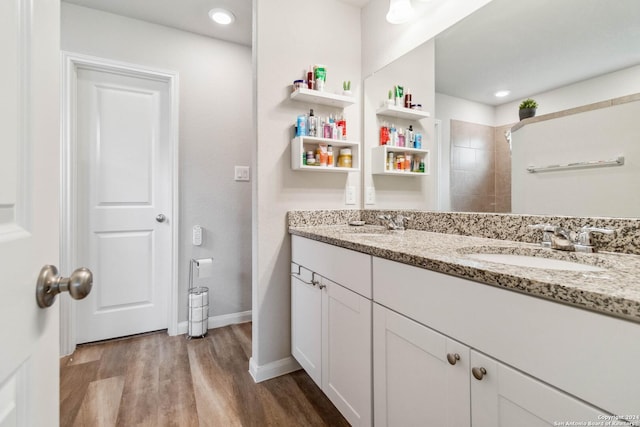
[234,166,250,181]
[365,186,376,205]
[345,186,356,205]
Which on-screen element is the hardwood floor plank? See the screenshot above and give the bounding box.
[60,360,100,427]
[60,323,348,427]
[72,376,125,427]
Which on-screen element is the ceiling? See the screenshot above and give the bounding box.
[63,0,254,46]
[435,0,640,106]
[63,0,371,47]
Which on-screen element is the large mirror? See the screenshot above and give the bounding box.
[363,0,640,218]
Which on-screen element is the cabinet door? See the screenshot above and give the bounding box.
[470,350,608,427]
[373,304,471,427]
[291,263,322,386]
[322,276,372,427]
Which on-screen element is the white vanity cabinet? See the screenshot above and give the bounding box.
[291,236,372,426]
[373,256,639,425]
[373,303,470,427]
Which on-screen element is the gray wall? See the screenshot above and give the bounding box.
[61,3,252,322]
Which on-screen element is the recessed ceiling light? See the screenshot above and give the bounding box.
[209,8,235,25]
[494,90,510,98]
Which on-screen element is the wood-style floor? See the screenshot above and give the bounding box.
[60,323,349,427]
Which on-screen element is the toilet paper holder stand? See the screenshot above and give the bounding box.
[187,257,213,339]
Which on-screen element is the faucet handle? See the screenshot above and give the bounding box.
[577,226,616,246]
[528,223,556,232]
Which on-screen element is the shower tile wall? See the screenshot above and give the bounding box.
[450,119,512,213]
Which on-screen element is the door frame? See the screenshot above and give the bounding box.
[60,52,180,355]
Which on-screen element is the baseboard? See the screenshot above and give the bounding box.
[248,356,301,383]
[177,310,252,335]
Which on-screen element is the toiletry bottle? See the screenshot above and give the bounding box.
[296,114,307,137]
[398,129,405,147]
[387,152,394,171]
[404,88,412,108]
[323,120,331,139]
[380,122,389,145]
[419,157,425,173]
[389,123,397,146]
[327,145,334,167]
[306,151,315,165]
[337,115,347,139]
[414,132,422,149]
[308,109,316,137]
[408,125,415,148]
[395,85,404,106]
[307,66,314,90]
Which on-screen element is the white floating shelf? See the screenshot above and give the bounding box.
[290,88,356,108]
[291,136,361,172]
[376,105,431,120]
[371,145,430,176]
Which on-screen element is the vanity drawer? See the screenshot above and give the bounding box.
[292,235,372,299]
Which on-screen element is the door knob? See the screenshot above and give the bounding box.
[156,214,166,223]
[36,265,93,308]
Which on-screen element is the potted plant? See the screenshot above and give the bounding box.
[519,98,538,120]
[342,80,352,96]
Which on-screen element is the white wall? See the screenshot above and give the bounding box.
[511,100,640,217]
[361,0,492,77]
[363,41,436,209]
[61,4,252,322]
[495,64,640,126]
[253,0,361,375]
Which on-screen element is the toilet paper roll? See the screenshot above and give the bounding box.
[189,293,204,308]
[189,307,208,322]
[189,320,207,337]
[196,258,214,279]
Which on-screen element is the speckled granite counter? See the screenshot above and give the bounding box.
[289,223,640,324]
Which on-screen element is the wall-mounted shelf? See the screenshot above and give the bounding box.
[371,145,430,176]
[291,136,360,172]
[290,88,356,108]
[376,105,431,120]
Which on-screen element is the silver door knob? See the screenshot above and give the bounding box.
[36,265,93,308]
[156,214,166,223]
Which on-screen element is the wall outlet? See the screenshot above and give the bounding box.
[365,186,376,205]
[345,186,356,205]
[234,166,250,181]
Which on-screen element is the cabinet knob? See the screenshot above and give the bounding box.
[472,367,487,380]
[446,353,460,365]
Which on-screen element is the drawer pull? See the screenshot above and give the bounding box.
[472,367,487,380]
[446,353,460,365]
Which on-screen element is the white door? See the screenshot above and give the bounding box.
[0,0,60,425]
[470,350,607,427]
[290,263,322,386]
[74,65,172,343]
[321,277,372,427]
[373,303,471,427]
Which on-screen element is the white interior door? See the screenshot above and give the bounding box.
[0,0,60,425]
[74,65,173,343]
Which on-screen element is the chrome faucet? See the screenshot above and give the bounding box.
[378,214,412,231]
[529,223,615,253]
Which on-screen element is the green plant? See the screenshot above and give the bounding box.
[519,98,538,109]
[343,80,351,91]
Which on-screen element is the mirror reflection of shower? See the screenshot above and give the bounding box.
[448,119,512,213]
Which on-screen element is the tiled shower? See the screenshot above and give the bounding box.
[450,119,513,213]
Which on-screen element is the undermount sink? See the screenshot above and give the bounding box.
[464,252,607,272]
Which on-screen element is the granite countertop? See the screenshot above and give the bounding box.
[289,224,640,324]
